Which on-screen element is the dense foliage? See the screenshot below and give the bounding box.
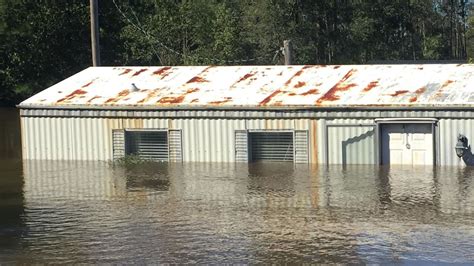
[0,0,473,105]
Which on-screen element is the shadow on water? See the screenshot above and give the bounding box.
[0,108,21,159]
[0,108,24,259]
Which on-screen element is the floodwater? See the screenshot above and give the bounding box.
[0,108,473,264]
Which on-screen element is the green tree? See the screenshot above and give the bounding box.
[0,0,90,105]
[1,0,473,106]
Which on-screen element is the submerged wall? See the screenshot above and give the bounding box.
[19,109,473,166]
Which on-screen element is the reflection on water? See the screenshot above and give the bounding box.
[0,108,21,159]
[0,159,473,264]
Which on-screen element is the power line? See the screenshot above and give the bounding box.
[112,0,282,65]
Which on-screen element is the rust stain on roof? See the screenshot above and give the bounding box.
[301,89,319,96]
[137,90,160,104]
[441,80,454,88]
[105,89,130,104]
[87,96,101,103]
[186,88,199,94]
[119,68,132,76]
[152,66,172,78]
[81,79,96,88]
[431,80,455,100]
[363,81,379,92]
[157,96,185,104]
[230,72,257,88]
[288,92,297,96]
[316,69,356,104]
[339,69,355,83]
[294,81,306,88]
[390,90,409,97]
[57,89,87,103]
[316,91,340,103]
[237,73,255,83]
[334,66,341,69]
[415,87,426,94]
[186,76,209,83]
[118,90,129,97]
[409,96,418,102]
[260,90,281,105]
[284,69,305,86]
[208,97,232,105]
[190,98,199,103]
[132,68,148,77]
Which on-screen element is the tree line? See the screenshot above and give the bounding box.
[1,0,473,105]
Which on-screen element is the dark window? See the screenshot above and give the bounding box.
[125,131,169,161]
[249,132,294,162]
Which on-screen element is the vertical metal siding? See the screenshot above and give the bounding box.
[21,116,319,163]
[21,112,474,166]
[22,117,119,161]
[438,118,474,166]
[326,119,376,165]
[170,118,246,163]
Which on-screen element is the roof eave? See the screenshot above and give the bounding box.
[16,104,474,112]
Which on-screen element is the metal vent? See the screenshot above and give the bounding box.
[112,129,125,160]
[168,129,182,162]
[249,132,294,162]
[125,131,169,161]
[294,130,309,163]
[235,130,249,162]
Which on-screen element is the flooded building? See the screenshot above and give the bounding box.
[17,64,474,166]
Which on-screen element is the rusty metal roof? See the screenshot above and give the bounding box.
[18,64,474,110]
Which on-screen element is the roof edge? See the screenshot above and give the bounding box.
[16,104,474,112]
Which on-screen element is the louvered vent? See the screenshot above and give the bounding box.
[125,131,169,161]
[249,132,294,162]
[168,129,183,162]
[294,130,309,163]
[235,130,249,162]
[112,129,125,160]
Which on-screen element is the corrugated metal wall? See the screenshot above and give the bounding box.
[21,116,324,163]
[438,119,474,166]
[327,125,376,165]
[20,113,474,166]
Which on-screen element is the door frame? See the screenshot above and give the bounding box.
[375,118,439,166]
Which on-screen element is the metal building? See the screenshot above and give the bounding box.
[17,64,474,166]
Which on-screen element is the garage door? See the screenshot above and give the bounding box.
[381,124,433,166]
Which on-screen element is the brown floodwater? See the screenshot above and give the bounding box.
[0,108,473,263]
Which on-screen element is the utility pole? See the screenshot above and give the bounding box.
[90,0,100,66]
[283,40,292,65]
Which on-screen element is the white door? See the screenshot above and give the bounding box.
[381,124,433,166]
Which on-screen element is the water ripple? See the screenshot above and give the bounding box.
[0,161,473,263]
